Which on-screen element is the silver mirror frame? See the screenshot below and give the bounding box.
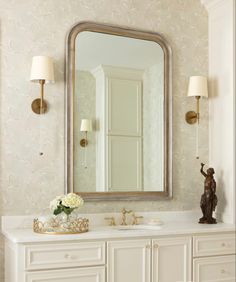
[66,22,172,201]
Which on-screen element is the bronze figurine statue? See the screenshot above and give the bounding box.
[199,163,218,224]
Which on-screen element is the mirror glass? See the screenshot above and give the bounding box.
[67,23,172,200]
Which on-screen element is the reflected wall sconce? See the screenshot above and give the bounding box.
[185,76,208,124]
[80,119,93,147]
[30,56,55,114]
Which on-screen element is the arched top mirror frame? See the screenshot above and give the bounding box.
[66,22,172,201]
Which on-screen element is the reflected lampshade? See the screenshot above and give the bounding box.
[30,56,55,83]
[187,76,208,98]
[80,119,93,132]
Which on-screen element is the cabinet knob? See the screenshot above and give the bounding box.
[146,245,151,249]
[64,254,76,260]
[221,242,226,247]
[153,244,159,248]
[221,269,226,274]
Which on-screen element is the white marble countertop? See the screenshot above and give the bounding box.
[2,222,235,244]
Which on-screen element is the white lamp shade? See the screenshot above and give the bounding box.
[187,76,208,98]
[30,56,54,83]
[80,119,93,132]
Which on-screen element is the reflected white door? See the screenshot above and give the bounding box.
[108,136,142,191]
[107,77,142,191]
[108,78,142,136]
[107,239,151,282]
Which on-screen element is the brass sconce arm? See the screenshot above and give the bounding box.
[185,96,200,124]
[32,79,47,114]
[80,131,88,147]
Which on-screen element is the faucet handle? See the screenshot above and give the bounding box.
[122,208,133,214]
[104,217,116,226]
[131,213,144,225]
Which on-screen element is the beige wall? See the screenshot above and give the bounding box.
[143,63,164,191]
[74,70,96,192]
[0,0,208,280]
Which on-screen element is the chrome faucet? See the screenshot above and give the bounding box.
[121,208,133,225]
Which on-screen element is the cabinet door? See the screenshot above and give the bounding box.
[152,237,192,282]
[25,266,105,282]
[107,239,151,282]
[193,255,236,282]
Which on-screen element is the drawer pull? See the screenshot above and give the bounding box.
[64,254,77,260]
[153,244,158,249]
[146,245,151,249]
[221,269,226,274]
[221,243,226,247]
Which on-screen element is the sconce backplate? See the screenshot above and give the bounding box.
[80,139,88,147]
[31,98,47,114]
[185,111,197,124]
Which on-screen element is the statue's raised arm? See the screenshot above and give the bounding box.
[200,163,207,177]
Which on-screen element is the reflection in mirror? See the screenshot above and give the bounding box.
[66,22,172,200]
[74,31,164,193]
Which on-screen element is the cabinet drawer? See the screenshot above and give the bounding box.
[25,266,105,282]
[193,255,235,282]
[24,241,105,270]
[193,233,235,257]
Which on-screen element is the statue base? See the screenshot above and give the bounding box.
[199,217,217,224]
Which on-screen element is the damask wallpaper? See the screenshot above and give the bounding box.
[0,0,208,280]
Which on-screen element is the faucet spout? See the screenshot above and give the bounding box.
[121,208,133,225]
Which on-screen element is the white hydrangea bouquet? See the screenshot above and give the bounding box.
[50,193,84,216]
[33,193,89,234]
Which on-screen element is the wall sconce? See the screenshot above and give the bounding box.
[80,119,93,147]
[185,76,208,159]
[30,56,54,114]
[185,76,208,124]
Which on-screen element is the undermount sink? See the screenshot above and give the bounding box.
[114,224,163,231]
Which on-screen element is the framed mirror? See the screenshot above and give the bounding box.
[66,22,172,201]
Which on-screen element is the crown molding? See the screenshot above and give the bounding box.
[201,0,227,12]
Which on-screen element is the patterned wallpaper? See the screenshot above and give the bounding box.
[74,71,96,192]
[0,0,208,280]
[143,63,164,191]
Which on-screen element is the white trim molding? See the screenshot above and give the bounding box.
[205,0,235,224]
[201,0,227,11]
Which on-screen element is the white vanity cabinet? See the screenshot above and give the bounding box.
[152,237,192,282]
[107,236,191,282]
[107,239,151,282]
[25,267,105,282]
[5,240,106,282]
[193,233,236,282]
[4,229,236,282]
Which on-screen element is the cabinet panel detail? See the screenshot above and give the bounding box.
[107,239,151,282]
[25,266,105,282]
[24,241,105,270]
[152,237,192,282]
[193,233,236,257]
[193,255,236,282]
